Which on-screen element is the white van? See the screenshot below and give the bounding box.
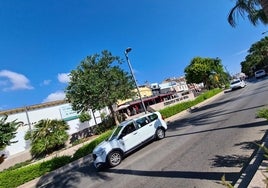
[92,111,167,169]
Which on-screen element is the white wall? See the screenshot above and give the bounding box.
[3,103,109,156]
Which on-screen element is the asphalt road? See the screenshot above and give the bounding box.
[38,77,268,188]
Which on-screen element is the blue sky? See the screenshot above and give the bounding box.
[0,0,267,111]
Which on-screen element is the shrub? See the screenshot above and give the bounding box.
[160,88,222,119]
[25,119,69,158]
[93,116,115,135]
[72,130,113,160]
[79,111,91,123]
[256,108,268,119]
[0,156,72,188]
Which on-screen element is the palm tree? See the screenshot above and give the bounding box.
[260,0,268,19]
[25,119,69,158]
[0,114,22,150]
[228,0,268,27]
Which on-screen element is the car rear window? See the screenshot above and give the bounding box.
[148,113,158,121]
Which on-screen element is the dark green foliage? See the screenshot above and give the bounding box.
[228,0,268,27]
[184,57,227,89]
[160,89,222,118]
[72,130,113,160]
[25,119,69,158]
[241,37,268,77]
[39,156,73,172]
[0,156,72,188]
[0,114,21,150]
[79,111,91,123]
[256,108,268,119]
[0,130,112,188]
[93,115,115,135]
[65,50,136,125]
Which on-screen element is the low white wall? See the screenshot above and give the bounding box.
[2,104,109,156]
[148,92,195,111]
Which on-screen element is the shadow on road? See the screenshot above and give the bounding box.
[210,154,249,168]
[166,120,268,139]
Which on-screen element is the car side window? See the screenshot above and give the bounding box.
[121,123,136,137]
[148,113,158,121]
[135,117,150,127]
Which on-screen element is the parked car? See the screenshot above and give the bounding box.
[92,111,167,169]
[255,69,266,79]
[230,79,246,90]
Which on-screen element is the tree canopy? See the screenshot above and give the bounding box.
[241,36,268,76]
[228,0,268,27]
[65,50,135,125]
[184,57,227,89]
[0,114,21,150]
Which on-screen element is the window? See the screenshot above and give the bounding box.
[121,123,136,136]
[148,113,158,121]
[135,117,150,127]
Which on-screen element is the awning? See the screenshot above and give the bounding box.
[117,104,130,111]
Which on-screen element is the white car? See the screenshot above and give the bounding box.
[255,69,266,79]
[230,79,246,90]
[92,111,167,169]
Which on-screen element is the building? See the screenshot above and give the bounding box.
[0,100,109,157]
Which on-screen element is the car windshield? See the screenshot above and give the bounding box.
[231,80,240,84]
[108,126,123,141]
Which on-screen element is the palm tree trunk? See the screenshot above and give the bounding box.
[260,0,268,19]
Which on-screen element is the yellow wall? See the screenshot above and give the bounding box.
[117,86,153,106]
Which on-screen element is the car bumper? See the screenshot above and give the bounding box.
[93,154,106,168]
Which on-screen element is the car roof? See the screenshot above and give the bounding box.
[230,79,241,83]
[118,112,157,127]
[118,120,133,127]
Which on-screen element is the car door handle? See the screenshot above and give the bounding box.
[133,132,137,135]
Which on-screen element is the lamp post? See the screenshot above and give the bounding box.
[124,47,147,114]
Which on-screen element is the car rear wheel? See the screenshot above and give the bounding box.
[155,128,165,140]
[107,150,122,167]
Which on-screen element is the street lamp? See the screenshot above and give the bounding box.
[124,47,147,114]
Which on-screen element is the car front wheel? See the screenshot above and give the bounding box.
[107,150,122,167]
[155,128,165,140]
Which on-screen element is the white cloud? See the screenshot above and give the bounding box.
[58,73,70,83]
[40,80,51,86]
[42,91,66,103]
[0,70,34,91]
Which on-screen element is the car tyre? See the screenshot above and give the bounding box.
[107,150,122,167]
[155,128,165,140]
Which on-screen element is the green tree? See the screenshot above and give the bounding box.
[184,57,227,89]
[0,114,21,150]
[241,36,268,76]
[65,50,135,125]
[228,0,268,27]
[79,111,91,123]
[25,119,69,158]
